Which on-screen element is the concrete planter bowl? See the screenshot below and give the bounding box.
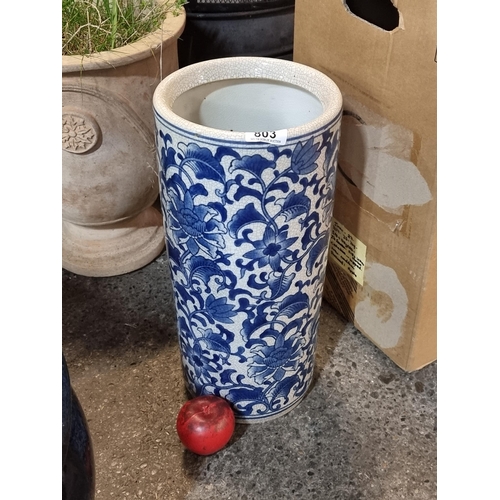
[62,9,186,277]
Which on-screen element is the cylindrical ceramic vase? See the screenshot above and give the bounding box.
[153,57,342,423]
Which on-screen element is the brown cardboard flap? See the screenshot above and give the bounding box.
[294,0,437,371]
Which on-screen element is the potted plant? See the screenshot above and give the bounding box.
[62,0,186,277]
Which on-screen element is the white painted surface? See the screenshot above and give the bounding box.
[355,262,408,349]
[339,113,432,212]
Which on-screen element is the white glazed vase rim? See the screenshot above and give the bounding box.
[152,56,343,141]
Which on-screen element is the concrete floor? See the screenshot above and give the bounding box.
[62,250,437,500]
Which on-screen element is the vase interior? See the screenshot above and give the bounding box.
[172,78,323,132]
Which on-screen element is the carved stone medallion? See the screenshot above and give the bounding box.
[62,110,101,154]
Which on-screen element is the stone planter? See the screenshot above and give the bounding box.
[153,57,342,422]
[62,9,186,277]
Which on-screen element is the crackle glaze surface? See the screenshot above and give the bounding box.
[153,58,342,422]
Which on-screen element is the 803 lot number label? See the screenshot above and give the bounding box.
[244,129,287,145]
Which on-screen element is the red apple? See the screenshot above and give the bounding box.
[176,395,236,455]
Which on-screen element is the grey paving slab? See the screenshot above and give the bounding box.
[63,251,436,500]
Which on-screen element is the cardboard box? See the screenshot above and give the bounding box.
[293,0,436,371]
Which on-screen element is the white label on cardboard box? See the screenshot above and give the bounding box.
[329,218,367,286]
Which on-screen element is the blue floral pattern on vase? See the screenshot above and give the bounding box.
[155,115,341,422]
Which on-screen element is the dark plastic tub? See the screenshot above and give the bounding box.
[178,0,295,67]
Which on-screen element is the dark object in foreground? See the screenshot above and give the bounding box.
[63,354,95,500]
